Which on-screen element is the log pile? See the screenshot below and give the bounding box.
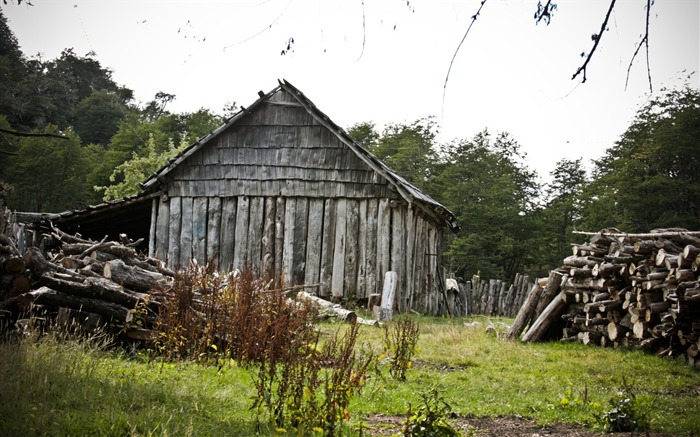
[517,228,700,366]
[0,225,174,338]
[1,220,368,339]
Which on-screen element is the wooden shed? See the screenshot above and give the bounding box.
[141,80,457,314]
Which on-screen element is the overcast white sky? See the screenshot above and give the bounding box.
[4,0,699,181]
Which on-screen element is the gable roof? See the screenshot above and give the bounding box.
[141,79,458,232]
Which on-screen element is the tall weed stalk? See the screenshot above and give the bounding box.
[253,321,373,436]
[383,318,420,380]
[152,263,317,366]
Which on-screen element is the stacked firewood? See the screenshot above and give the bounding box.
[0,225,174,338]
[515,228,700,366]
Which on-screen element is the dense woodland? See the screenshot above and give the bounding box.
[1,9,698,282]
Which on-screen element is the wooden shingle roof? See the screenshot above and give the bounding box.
[141,79,458,232]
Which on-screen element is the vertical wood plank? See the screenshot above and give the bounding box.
[376,198,391,288]
[179,197,194,269]
[248,196,264,275]
[192,197,208,265]
[233,196,250,269]
[154,197,169,261]
[283,198,296,283]
[262,197,276,278]
[412,218,426,311]
[331,198,347,298]
[319,199,336,297]
[292,198,308,284]
[274,197,285,281]
[390,206,405,312]
[167,197,181,271]
[356,200,368,297]
[344,199,359,298]
[304,199,324,287]
[206,197,222,269]
[219,197,237,272]
[364,199,378,297]
[149,198,157,258]
[428,223,438,315]
[404,206,416,312]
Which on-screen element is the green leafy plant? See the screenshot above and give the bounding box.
[382,318,420,380]
[595,377,651,432]
[400,387,462,437]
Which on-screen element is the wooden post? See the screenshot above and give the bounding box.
[374,271,397,321]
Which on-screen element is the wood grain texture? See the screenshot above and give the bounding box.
[219,197,237,272]
[319,199,336,297]
[179,197,193,269]
[233,196,250,269]
[167,197,182,270]
[331,199,347,297]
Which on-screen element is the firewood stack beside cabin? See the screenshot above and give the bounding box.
[514,229,700,366]
[0,225,174,338]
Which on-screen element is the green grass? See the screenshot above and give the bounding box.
[1,315,699,436]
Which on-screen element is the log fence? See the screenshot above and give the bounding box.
[449,272,535,317]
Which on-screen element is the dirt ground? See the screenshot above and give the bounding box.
[361,414,680,436]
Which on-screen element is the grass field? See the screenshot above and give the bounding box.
[1,314,698,436]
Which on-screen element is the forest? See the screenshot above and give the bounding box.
[1,9,698,282]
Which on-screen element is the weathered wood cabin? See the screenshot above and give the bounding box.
[36,80,459,314]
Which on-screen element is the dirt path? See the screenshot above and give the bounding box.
[362,414,675,436]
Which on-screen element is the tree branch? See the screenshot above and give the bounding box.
[625,0,652,93]
[443,0,488,111]
[572,0,617,83]
[0,127,70,140]
[534,0,556,25]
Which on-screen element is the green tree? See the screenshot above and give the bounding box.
[93,107,223,200]
[5,126,91,212]
[0,8,28,128]
[536,158,588,272]
[73,89,130,146]
[580,84,700,232]
[347,121,380,151]
[96,134,187,200]
[434,130,540,279]
[369,117,440,190]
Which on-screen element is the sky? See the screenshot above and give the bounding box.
[3,0,699,181]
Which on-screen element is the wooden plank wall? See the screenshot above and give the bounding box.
[149,87,448,314]
[152,195,444,314]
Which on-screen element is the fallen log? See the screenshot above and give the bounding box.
[522,291,568,343]
[104,258,170,292]
[504,283,542,340]
[0,286,133,323]
[532,271,566,321]
[296,291,357,323]
[37,274,146,308]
